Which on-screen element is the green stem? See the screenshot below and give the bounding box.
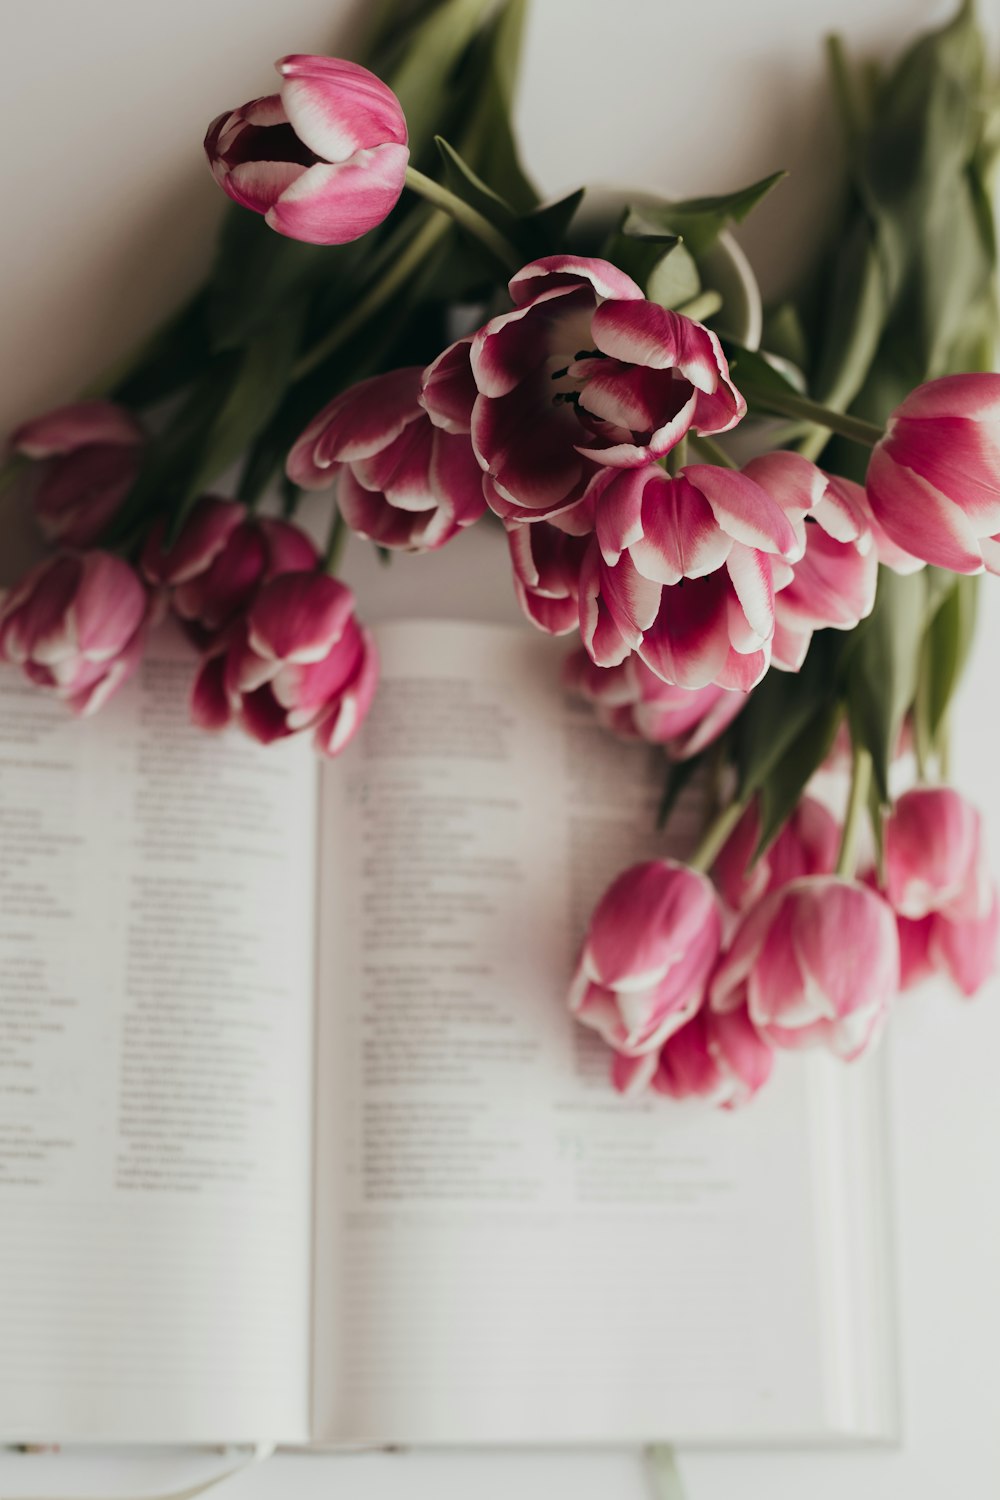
[403,165,523,272]
[666,435,688,476]
[675,289,723,324]
[835,744,872,878]
[291,210,450,381]
[322,507,348,574]
[740,381,883,448]
[690,799,746,874]
[688,433,738,469]
[0,453,28,498]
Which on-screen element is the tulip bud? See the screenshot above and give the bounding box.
[205,55,409,245]
[563,646,745,755]
[11,400,142,547]
[569,860,722,1056]
[0,551,147,714]
[712,795,841,914]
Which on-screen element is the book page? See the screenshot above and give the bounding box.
[312,622,888,1445]
[0,625,316,1444]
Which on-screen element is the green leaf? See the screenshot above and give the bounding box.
[620,172,786,260]
[754,700,843,856]
[435,135,520,237]
[735,633,848,803]
[846,568,928,803]
[918,573,980,754]
[724,342,803,399]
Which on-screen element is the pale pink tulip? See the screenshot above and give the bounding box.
[711,876,900,1059]
[11,400,143,547]
[884,786,987,920]
[712,795,841,913]
[194,571,378,755]
[142,497,318,648]
[865,374,1000,573]
[0,552,147,714]
[287,367,485,551]
[563,646,745,755]
[654,1002,773,1107]
[568,860,722,1056]
[469,256,745,523]
[205,55,409,245]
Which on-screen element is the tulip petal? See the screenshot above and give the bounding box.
[866,445,985,573]
[266,143,409,246]
[686,464,799,556]
[277,55,408,159]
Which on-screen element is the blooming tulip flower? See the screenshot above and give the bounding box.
[469,256,745,522]
[563,646,745,755]
[142,497,318,647]
[205,55,409,245]
[580,462,799,689]
[0,551,147,714]
[568,860,722,1056]
[712,795,841,913]
[506,504,593,634]
[194,571,378,756]
[287,367,485,551]
[11,400,142,547]
[864,373,1000,573]
[711,875,900,1059]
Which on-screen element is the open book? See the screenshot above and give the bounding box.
[0,619,895,1447]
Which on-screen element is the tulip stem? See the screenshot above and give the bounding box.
[323,507,349,574]
[739,382,884,448]
[688,434,738,470]
[0,453,28,499]
[291,210,450,381]
[403,166,523,272]
[835,743,872,878]
[690,798,746,874]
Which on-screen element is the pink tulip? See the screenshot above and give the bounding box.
[864,374,1000,573]
[711,876,900,1059]
[579,463,799,689]
[568,860,722,1056]
[563,646,745,755]
[884,786,988,920]
[419,337,478,435]
[0,551,147,714]
[11,400,143,547]
[205,55,409,245]
[193,571,378,755]
[469,256,745,523]
[506,503,593,634]
[142,497,319,648]
[287,367,485,551]
[610,1002,773,1108]
[712,795,841,913]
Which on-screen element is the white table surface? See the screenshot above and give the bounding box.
[2,1,1000,1495]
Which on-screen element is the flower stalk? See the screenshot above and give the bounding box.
[835,743,872,878]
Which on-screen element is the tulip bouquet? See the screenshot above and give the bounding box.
[2,0,1000,1109]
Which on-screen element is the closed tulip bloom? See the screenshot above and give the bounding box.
[580,462,799,689]
[194,571,378,756]
[865,373,1000,573]
[469,256,745,523]
[711,876,900,1060]
[884,786,987,920]
[205,55,409,245]
[142,497,318,647]
[712,795,841,913]
[287,368,485,551]
[0,552,147,714]
[11,400,142,547]
[610,1002,773,1108]
[563,647,745,756]
[569,860,722,1057]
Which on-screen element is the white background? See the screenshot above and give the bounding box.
[2,0,1000,1496]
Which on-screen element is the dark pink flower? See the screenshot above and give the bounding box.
[469,256,745,523]
[711,875,900,1059]
[563,646,744,755]
[0,551,147,714]
[865,374,1000,573]
[506,502,593,634]
[142,497,318,648]
[195,571,378,756]
[568,859,722,1056]
[579,461,800,689]
[205,55,409,245]
[712,795,841,913]
[287,367,485,551]
[11,400,142,547]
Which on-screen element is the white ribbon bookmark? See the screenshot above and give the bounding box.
[2,1442,275,1500]
[645,1445,687,1500]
